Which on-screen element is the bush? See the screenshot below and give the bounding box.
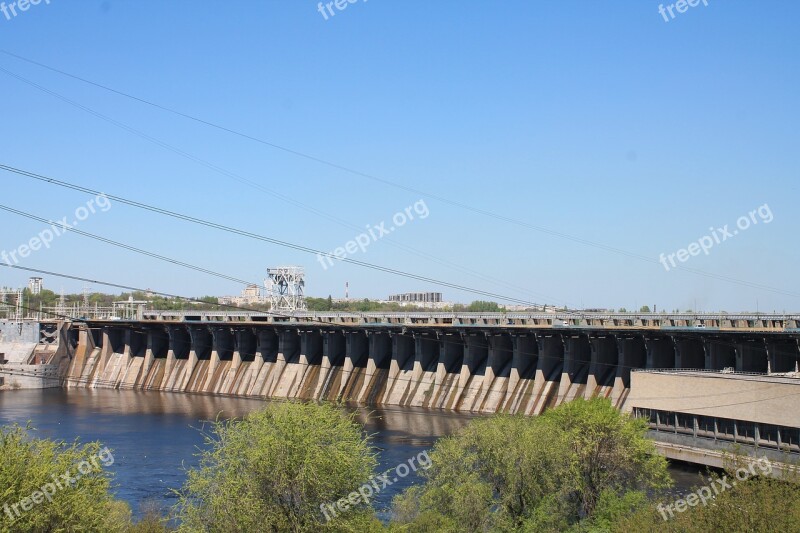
[391,398,671,531]
[0,424,122,532]
[175,401,380,532]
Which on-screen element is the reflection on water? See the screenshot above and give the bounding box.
[0,389,699,521]
[0,389,473,518]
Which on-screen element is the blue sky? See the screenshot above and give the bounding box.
[0,1,798,312]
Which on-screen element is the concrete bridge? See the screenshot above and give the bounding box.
[5,312,800,466]
[63,312,800,408]
[140,310,800,330]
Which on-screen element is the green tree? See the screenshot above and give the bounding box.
[175,402,381,532]
[613,466,800,532]
[307,297,333,311]
[391,399,671,532]
[466,301,503,312]
[0,424,124,532]
[639,305,651,313]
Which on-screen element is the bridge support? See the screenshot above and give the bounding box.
[456,333,488,410]
[586,335,617,400]
[645,336,675,369]
[530,334,564,414]
[735,339,768,373]
[313,331,344,399]
[673,337,705,369]
[384,333,415,404]
[559,334,591,403]
[612,336,645,408]
[434,333,463,409]
[251,329,278,395]
[142,327,168,389]
[703,340,735,370]
[505,334,537,413]
[766,339,799,373]
[359,332,391,404]
[409,334,439,406]
[480,333,511,412]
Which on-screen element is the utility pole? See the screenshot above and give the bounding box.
[82,285,90,318]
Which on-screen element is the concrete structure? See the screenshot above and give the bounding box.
[113,297,149,320]
[58,315,800,415]
[266,267,306,312]
[389,292,443,304]
[28,277,43,295]
[133,309,800,330]
[8,312,800,464]
[0,363,61,389]
[627,369,800,466]
[0,320,66,389]
[0,287,23,320]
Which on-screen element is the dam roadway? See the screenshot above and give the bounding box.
[13,311,800,467]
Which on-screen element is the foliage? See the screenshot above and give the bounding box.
[390,398,671,532]
[467,301,505,312]
[613,473,800,532]
[450,301,508,312]
[175,401,379,532]
[0,424,122,533]
[306,297,428,313]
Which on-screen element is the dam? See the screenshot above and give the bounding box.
[3,311,800,466]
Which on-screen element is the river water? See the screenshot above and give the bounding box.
[0,389,700,521]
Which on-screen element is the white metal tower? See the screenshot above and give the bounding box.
[265,266,307,312]
[56,288,66,318]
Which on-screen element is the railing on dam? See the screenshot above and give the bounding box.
[22,306,800,331]
[633,407,800,457]
[124,310,800,331]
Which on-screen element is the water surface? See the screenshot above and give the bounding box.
[0,389,472,518]
[0,389,701,521]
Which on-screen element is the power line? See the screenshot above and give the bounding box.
[3,271,797,407]
[0,163,563,310]
[0,204,257,288]
[0,61,561,307]
[0,50,795,300]
[0,263,320,323]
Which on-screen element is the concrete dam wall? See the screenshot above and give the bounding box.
[0,320,68,389]
[63,322,800,414]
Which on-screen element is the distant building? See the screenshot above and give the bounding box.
[218,284,268,307]
[28,277,43,295]
[389,292,443,304]
[385,292,450,309]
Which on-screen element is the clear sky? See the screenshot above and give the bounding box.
[0,0,798,312]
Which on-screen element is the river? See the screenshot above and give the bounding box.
[0,389,701,521]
